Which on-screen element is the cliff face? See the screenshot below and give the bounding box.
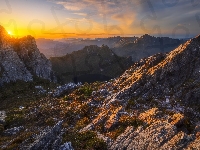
[0,25,56,86]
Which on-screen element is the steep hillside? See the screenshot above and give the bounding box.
[113,34,184,62]
[0,25,56,86]
[50,45,132,84]
[79,34,200,149]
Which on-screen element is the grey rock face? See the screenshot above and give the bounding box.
[3,126,24,136]
[15,36,56,82]
[20,121,73,150]
[59,142,74,150]
[109,121,195,150]
[0,50,33,85]
[0,111,6,124]
[0,25,56,86]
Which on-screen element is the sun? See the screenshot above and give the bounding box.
[7,31,12,35]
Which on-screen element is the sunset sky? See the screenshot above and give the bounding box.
[0,0,200,39]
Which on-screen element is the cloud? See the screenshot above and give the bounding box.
[73,13,87,16]
[48,0,200,36]
[57,2,80,11]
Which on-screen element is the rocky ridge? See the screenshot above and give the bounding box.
[0,25,56,86]
[80,35,200,149]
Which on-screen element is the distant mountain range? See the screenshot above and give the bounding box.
[112,34,186,61]
[36,37,137,58]
[36,35,185,63]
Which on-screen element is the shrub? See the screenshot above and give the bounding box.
[107,115,143,140]
[63,130,107,150]
[45,117,55,126]
[77,85,93,97]
[0,124,4,135]
[75,117,90,130]
[5,112,25,128]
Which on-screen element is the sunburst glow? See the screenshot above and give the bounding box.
[7,31,12,35]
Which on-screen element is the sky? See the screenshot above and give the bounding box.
[0,0,200,39]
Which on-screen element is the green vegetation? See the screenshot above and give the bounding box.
[126,99,136,110]
[0,131,36,150]
[0,77,57,110]
[107,115,143,139]
[5,110,26,129]
[50,46,132,83]
[63,130,107,150]
[0,124,4,135]
[78,85,93,97]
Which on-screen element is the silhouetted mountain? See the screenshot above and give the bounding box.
[113,34,185,61]
[50,45,133,84]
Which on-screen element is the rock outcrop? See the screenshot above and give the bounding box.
[0,25,56,86]
[80,35,200,149]
[20,121,73,150]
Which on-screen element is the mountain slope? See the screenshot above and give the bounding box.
[79,35,200,148]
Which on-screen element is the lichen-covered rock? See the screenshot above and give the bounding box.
[185,136,200,149]
[109,126,137,150]
[127,121,177,150]
[20,121,73,150]
[160,131,194,149]
[3,126,24,136]
[138,108,161,125]
[169,113,185,126]
[109,121,177,150]
[59,142,74,150]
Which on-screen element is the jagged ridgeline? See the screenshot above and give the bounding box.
[50,45,133,84]
[112,34,185,61]
[0,25,56,86]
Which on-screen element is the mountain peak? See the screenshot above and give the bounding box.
[140,34,153,39]
[0,25,56,86]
